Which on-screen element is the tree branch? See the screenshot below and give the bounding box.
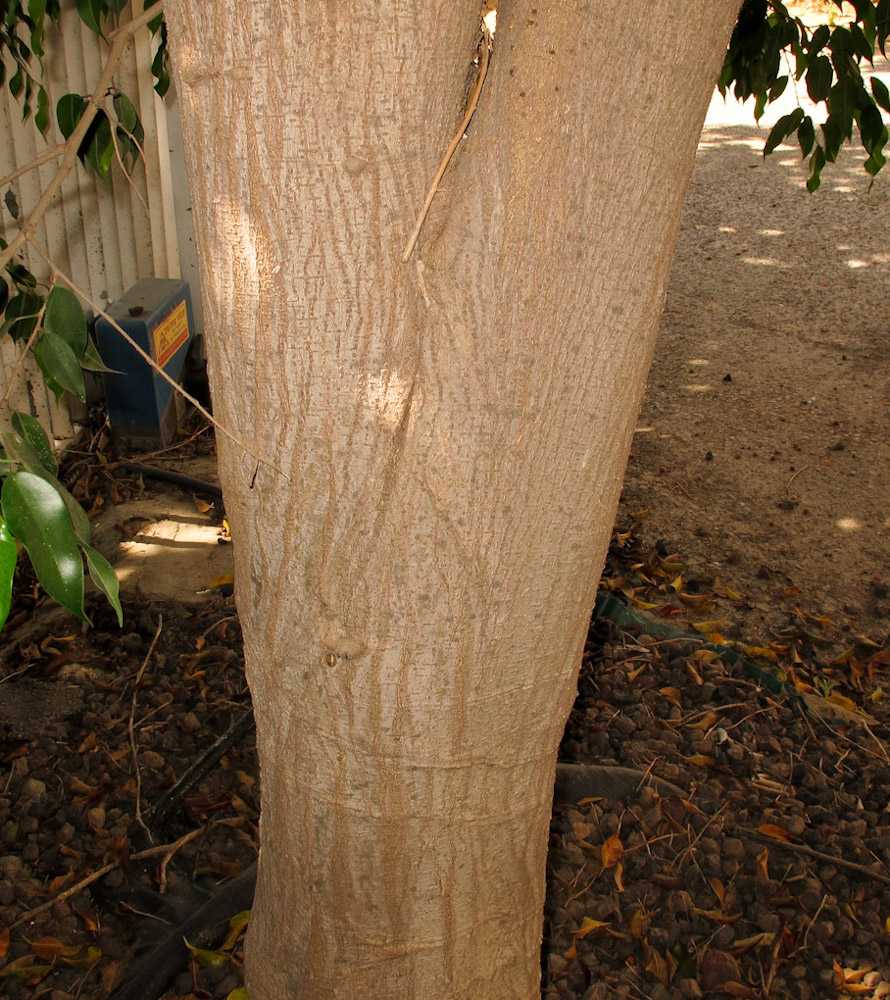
[0,144,66,188]
[0,0,165,274]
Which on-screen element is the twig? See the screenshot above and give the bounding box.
[744,827,890,884]
[671,802,728,873]
[105,104,150,216]
[0,143,66,187]
[785,464,810,495]
[129,615,163,842]
[402,24,492,262]
[10,828,201,928]
[110,421,211,464]
[802,891,827,949]
[0,1,165,274]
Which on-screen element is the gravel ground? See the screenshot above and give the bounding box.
[0,492,888,1000]
[544,519,890,1000]
[0,592,257,1000]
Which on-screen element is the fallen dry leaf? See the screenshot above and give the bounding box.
[601,834,624,869]
[757,823,792,842]
[700,949,741,990]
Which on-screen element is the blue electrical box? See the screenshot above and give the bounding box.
[96,279,195,447]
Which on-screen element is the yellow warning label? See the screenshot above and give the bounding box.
[153,300,189,368]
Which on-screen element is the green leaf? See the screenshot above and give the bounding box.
[183,937,230,969]
[151,33,170,97]
[83,544,122,626]
[112,92,144,170]
[83,112,114,179]
[35,331,86,402]
[808,24,831,57]
[865,144,887,176]
[42,370,66,405]
[11,411,58,475]
[9,66,24,100]
[768,75,788,103]
[764,107,804,155]
[858,103,886,154]
[28,0,47,58]
[848,0,874,23]
[112,92,140,137]
[828,77,858,142]
[35,84,49,135]
[871,76,890,114]
[847,22,875,62]
[0,431,91,544]
[754,90,768,122]
[104,0,130,9]
[1,471,85,621]
[807,144,826,192]
[57,93,88,140]
[0,519,18,631]
[878,0,890,53]
[798,115,815,157]
[1,292,42,342]
[75,0,104,35]
[806,54,833,103]
[81,334,121,373]
[821,116,844,161]
[43,285,87,359]
[5,255,38,291]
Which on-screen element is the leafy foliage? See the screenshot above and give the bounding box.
[0,254,121,627]
[720,0,890,190]
[0,412,123,629]
[0,0,167,150]
[0,274,114,402]
[0,1,157,630]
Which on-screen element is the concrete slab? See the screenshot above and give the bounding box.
[92,489,233,603]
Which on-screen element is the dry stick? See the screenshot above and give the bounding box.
[105,106,149,216]
[744,827,890,884]
[10,828,201,929]
[128,615,163,842]
[784,463,810,495]
[402,25,492,262]
[0,143,66,188]
[0,1,164,275]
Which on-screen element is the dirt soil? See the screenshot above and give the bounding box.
[1,30,890,1000]
[619,66,890,651]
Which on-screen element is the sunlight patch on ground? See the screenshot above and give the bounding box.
[836,517,863,531]
[740,256,792,268]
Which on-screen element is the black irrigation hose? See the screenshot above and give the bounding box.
[147,707,256,826]
[109,864,258,1000]
[593,590,797,699]
[118,462,224,500]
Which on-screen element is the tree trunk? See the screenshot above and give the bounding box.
[163,3,739,997]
